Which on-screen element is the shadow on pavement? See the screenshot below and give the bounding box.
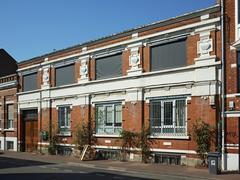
[0,156,54,169]
[0,172,155,180]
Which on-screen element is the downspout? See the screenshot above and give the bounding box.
[220,0,226,171]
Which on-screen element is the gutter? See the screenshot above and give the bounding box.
[220,0,226,171]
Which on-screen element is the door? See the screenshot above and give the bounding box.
[25,120,38,152]
[22,109,38,152]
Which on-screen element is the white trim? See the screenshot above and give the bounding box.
[3,128,15,132]
[149,135,189,140]
[94,134,121,138]
[5,101,14,104]
[225,111,240,117]
[235,0,239,41]
[226,93,240,98]
[93,145,197,154]
[18,17,220,72]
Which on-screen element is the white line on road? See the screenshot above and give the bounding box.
[39,166,47,169]
[63,169,73,173]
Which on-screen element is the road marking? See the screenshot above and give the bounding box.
[67,162,96,168]
[51,167,59,170]
[107,166,126,172]
[78,171,86,174]
[39,166,47,169]
[63,169,73,173]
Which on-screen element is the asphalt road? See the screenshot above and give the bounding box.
[0,156,153,180]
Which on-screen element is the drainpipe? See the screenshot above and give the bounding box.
[220,0,226,171]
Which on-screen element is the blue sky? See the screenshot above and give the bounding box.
[0,0,215,61]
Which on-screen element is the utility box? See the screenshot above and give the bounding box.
[208,152,220,175]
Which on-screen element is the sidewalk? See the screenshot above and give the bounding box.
[0,151,239,180]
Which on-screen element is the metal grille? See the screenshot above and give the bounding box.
[150,98,187,136]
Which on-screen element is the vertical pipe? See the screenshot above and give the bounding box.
[220,0,226,171]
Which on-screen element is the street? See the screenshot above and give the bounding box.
[0,156,151,180]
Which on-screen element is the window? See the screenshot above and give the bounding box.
[0,105,2,129]
[96,103,122,135]
[150,39,186,71]
[238,51,240,92]
[96,53,122,80]
[6,141,14,150]
[238,0,240,38]
[58,106,71,135]
[55,64,75,86]
[23,72,37,92]
[150,98,186,136]
[7,104,14,129]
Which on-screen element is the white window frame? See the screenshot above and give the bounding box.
[6,104,14,130]
[58,106,71,135]
[150,98,187,137]
[95,103,122,135]
[236,0,240,40]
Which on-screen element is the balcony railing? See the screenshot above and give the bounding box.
[151,125,187,137]
[0,74,17,84]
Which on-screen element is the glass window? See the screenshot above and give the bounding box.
[55,64,75,86]
[23,72,37,92]
[7,141,14,150]
[96,53,122,80]
[150,39,186,71]
[96,103,122,135]
[150,98,186,136]
[58,106,71,134]
[7,104,14,129]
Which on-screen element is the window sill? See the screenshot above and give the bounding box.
[57,132,71,137]
[3,128,15,132]
[149,135,189,139]
[94,134,121,138]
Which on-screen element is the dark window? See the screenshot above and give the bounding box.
[55,64,75,86]
[150,39,186,71]
[6,141,14,150]
[238,51,240,92]
[238,0,240,24]
[96,53,122,80]
[7,104,14,129]
[23,73,37,92]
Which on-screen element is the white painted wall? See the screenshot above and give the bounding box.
[0,137,17,151]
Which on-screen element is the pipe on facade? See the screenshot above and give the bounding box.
[220,0,226,171]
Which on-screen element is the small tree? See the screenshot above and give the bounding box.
[120,130,138,161]
[138,128,152,163]
[192,120,214,165]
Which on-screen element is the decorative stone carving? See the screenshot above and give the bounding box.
[41,67,50,89]
[197,31,213,57]
[127,42,143,76]
[78,55,89,83]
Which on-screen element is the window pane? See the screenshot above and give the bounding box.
[175,100,185,126]
[23,73,37,92]
[151,39,186,71]
[7,104,14,120]
[96,53,122,79]
[106,106,113,124]
[115,105,122,124]
[58,107,71,128]
[151,101,161,126]
[163,101,173,125]
[55,64,75,86]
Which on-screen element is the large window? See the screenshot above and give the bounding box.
[96,53,122,80]
[58,106,71,135]
[238,51,240,92]
[55,64,75,86]
[0,105,2,129]
[23,72,37,92]
[7,104,14,129]
[96,103,122,135]
[150,98,186,136]
[150,39,186,71]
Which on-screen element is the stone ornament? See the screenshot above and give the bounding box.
[42,67,49,86]
[78,55,89,83]
[197,31,213,57]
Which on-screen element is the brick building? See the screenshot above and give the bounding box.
[0,49,18,151]
[16,4,221,167]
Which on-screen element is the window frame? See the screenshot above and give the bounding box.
[6,104,14,129]
[95,103,122,135]
[150,98,187,136]
[58,106,71,135]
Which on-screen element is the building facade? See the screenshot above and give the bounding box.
[222,0,240,171]
[0,49,18,151]
[16,5,221,166]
